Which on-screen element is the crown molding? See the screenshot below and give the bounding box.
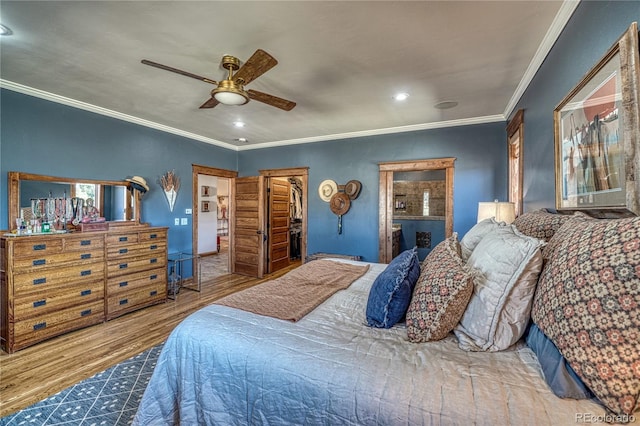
[503,0,580,119]
[2,78,505,152]
[0,79,239,151]
[237,114,506,151]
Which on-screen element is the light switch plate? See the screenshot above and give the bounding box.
[185,208,192,214]
[181,218,188,225]
[174,218,180,226]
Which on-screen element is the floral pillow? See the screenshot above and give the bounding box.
[531,217,640,416]
[406,234,474,342]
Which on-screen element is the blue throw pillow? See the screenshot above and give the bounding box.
[526,323,594,400]
[366,247,420,328]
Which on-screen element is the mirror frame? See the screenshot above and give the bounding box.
[8,171,141,231]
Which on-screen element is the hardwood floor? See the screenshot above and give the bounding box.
[0,262,300,417]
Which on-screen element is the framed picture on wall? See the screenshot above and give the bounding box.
[201,186,211,197]
[201,201,210,213]
[554,22,640,216]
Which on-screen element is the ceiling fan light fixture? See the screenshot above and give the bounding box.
[213,80,249,105]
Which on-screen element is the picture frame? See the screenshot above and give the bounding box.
[554,22,640,217]
[201,201,210,213]
[201,186,211,197]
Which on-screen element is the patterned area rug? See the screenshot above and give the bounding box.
[1,344,163,426]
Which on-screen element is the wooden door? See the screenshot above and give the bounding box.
[231,176,265,278]
[268,179,291,273]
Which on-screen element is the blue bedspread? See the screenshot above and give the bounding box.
[133,261,615,425]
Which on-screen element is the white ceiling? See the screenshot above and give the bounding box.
[0,1,577,150]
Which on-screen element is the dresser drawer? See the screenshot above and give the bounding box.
[12,249,105,272]
[14,280,104,320]
[106,233,139,245]
[106,240,167,260]
[107,282,166,317]
[13,261,105,296]
[13,300,104,350]
[140,229,166,242]
[107,267,166,296]
[64,236,104,251]
[13,239,63,258]
[107,255,166,277]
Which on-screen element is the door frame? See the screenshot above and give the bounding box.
[259,167,309,267]
[378,158,455,263]
[192,164,238,275]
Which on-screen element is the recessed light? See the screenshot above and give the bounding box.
[233,121,245,128]
[0,24,13,36]
[434,101,458,110]
[236,138,248,143]
[393,92,410,101]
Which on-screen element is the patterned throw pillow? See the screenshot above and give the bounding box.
[531,217,640,416]
[366,247,420,328]
[406,234,474,342]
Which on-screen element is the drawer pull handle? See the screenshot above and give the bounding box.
[119,299,128,305]
[80,270,92,276]
[119,263,128,269]
[80,253,92,260]
[33,322,46,331]
[150,245,158,250]
[150,274,157,280]
[81,289,92,296]
[150,290,158,296]
[32,259,46,266]
[80,309,92,317]
[150,234,157,239]
[119,281,128,287]
[33,278,47,285]
[150,258,158,264]
[33,300,46,308]
[33,244,46,251]
[119,248,128,254]
[119,236,128,242]
[81,240,91,246]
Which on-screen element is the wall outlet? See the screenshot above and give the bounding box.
[185,208,192,214]
[174,218,180,226]
[181,218,188,225]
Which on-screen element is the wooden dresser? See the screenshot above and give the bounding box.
[0,225,168,353]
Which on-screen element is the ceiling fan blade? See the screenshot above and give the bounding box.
[233,49,278,86]
[247,89,296,111]
[141,59,218,85]
[199,97,220,109]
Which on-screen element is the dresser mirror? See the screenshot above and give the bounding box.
[8,171,141,231]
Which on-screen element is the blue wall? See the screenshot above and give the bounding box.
[238,123,507,262]
[513,1,640,211]
[0,89,237,253]
[4,1,633,263]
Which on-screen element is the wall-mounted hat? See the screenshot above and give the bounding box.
[330,192,351,216]
[318,179,338,202]
[344,180,362,200]
[125,176,149,193]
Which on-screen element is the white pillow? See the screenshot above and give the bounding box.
[459,218,505,261]
[454,225,544,351]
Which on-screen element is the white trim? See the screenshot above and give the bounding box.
[503,0,580,119]
[0,80,239,151]
[236,115,505,151]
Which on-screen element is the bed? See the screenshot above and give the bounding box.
[133,247,635,425]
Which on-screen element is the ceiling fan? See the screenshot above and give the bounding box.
[141,49,296,111]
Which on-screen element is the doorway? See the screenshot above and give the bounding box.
[192,165,238,281]
[378,158,455,263]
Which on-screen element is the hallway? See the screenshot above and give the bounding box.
[200,236,228,281]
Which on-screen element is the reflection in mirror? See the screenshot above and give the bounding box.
[8,172,139,232]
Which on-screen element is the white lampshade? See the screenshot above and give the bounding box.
[213,90,249,105]
[477,200,516,224]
